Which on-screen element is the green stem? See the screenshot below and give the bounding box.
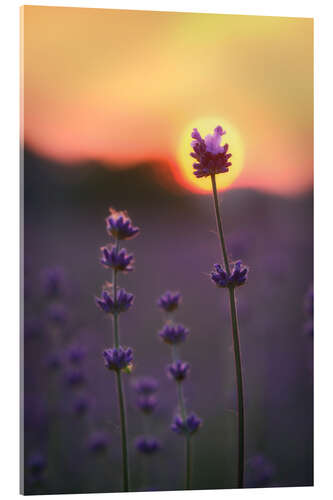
[116,370,129,492]
[176,380,192,490]
[211,174,230,275]
[186,436,192,490]
[112,237,129,492]
[210,174,245,488]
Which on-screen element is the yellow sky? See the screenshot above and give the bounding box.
[21,6,313,194]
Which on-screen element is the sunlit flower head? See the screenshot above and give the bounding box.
[190,125,232,178]
[106,208,140,240]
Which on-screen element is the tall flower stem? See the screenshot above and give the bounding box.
[173,347,192,490]
[210,173,245,488]
[112,238,129,492]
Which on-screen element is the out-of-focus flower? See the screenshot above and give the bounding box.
[190,126,232,178]
[136,395,158,414]
[41,267,65,299]
[135,436,161,454]
[171,413,202,435]
[95,288,134,315]
[28,452,47,481]
[88,432,109,453]
[303,319,314,337]
[159,323,190,345]
[167,360,190,382]
[106,208,140,240]
[25,318,44,340]
[46,303,68,325]
[247,454,276,487]
[100,245,134,272]
[157,291,182,313]
[103,346,133,371]
[132,376,159,395]
[211,261,248,288]
[73,395,91,416]
[67,345,86,364]
[65,369,85,387]
[45,353,62,371]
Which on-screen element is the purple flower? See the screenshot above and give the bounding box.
[103,346,133,371]
[45,353,62,371]
[46,303,67,325]
[303,319,314,337]
[159,323,190,345]
[135,436,161,454]
[132,376,159,395]
[73,395,90,416]
[171,413,202,435]
[28,452,47,478]
[67,345,86,364]
[96,288,134,315]
[157,291,182,313]
[65,369,85,387]
[136,395,158,414]
[211,260,248,288]
[106,208,140,240]
[41,267,65,298]
[190,126,232,178]
[88,432,109,453]
[167,360,190,382]
[100,245,134,272]
[247,454,276,487]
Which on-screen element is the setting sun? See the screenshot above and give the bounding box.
[176,117,244,194]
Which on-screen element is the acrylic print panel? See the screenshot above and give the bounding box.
[21,5,313,494]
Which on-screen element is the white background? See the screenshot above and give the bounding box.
[0,0,332,498]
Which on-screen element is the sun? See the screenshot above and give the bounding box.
[176,116,244,193]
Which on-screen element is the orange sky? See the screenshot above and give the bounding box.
[21,6,313,195]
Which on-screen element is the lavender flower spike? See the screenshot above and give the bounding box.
[88,432,109,453]
[96,288,134,314]
[211,260,248,288]
[103,346,133,372]
[157,291,182,312]
[191,126,232,178]
[167,360,190,382]
[132,376,159,395]
[159,323,189,345]
[100,245,134,272]
[136,395,158,414]
[106,207,140,240]
[135,436,161,454]
[171,413,202,436]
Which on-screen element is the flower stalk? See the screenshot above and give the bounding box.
[158,292,202,490]
[113,250,129,491]
[96,208,139,492]
[190,125,248,489]
[210,173,244,488]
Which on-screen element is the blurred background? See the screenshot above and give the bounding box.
[22,6,313,494]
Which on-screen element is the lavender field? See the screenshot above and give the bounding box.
[23,148,313,494]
